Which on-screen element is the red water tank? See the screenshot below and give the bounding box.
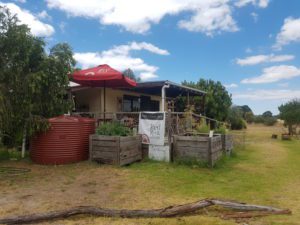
[30,115,95,165]
[80,117,96,159]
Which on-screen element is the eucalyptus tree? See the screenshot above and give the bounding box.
[0,6,75,153]
[182,79,232,122]
[279,99,300,135]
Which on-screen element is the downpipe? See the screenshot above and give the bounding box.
[161,84,170,112]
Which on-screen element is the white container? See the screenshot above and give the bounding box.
[149,144,170,162]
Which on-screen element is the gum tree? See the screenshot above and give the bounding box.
[182,79,232,121]
[278,99,300,135]
[0,6,75,153]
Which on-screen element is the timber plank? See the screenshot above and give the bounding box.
[92,146,119,152]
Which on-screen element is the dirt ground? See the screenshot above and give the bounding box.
[0,123,299,225]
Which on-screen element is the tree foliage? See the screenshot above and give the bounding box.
[262,111,273,118]
[278,99,300,134]
[227,106,247,130]
[123,68,141,82]
[234,105,254,123]
[182,79,232,121]
[0,6,75,146]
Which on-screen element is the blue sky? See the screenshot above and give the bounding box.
[1,0,300,114]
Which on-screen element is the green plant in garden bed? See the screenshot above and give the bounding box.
[96,122,132,136]
[195,118,210,133]
[214,124,229,134]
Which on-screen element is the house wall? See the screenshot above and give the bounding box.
[73,87,162,113]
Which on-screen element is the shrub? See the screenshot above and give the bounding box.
[96,122,132,136]
[0,149,10,161]
[215,124,227,134]
[0,148,22,161]
[195,118,210,133]
[228,106,247,130]
[263,117,277,126]
[253,115,265,123]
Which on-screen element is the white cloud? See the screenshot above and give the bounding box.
[241,65,300,84]
[250,12,258,22]
[74,42,169,81]
[236,54,295,66]
[278,82,289,88]
[177,2,238,36]
[235,0,269,8]
[245,47,252,53]
[0,2,54,37]
[37,10,52,21]
[14,0,26,3]
[233,89,300,100]
[273,17,300,50]
[59,22,66,33]
[46,0,238,35]
[224,83,238,88]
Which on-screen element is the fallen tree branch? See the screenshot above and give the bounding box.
[221,210,292,219]
[0,199,291,224]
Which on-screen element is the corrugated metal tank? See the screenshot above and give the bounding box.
[80,117,96,159]
[30,115,95,165]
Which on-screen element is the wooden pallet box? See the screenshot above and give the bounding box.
[221,134,233,155]
[89,134,142,166]
[173,135,223,167]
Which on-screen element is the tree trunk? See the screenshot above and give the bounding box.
[288,124,293,135]
[0,199,291,224]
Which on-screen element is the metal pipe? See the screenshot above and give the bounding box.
[161,84,170,112]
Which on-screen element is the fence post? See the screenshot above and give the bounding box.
[208,137,213,168]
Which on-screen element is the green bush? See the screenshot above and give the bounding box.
[0,148,23,161]
[96,122,132,136]
[228,106,247,130]
[253,115,265,123]
[230,117,247,130]
[263,117,277,126]
[0,149,10,161]
[253,115,277,126]
[215,124,227,134]
[195,118,210,133]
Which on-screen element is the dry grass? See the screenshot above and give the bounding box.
[0,123,300,225]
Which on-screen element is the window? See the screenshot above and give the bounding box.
[122,95,140,112]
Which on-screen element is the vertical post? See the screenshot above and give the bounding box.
[161,84,170,112]
[208,137,213,168]
[187,92,190,107]
[176,113,179,134]
[202,95,206,115]
[172,135,177,162]
[103,81,106,121]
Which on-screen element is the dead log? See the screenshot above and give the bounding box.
[209,199,287,212]
[221,210,291,219]
[0,199,291,225]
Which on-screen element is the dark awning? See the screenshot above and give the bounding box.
[125,80,206,97]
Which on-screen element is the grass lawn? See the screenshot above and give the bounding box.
[0,124,299,224]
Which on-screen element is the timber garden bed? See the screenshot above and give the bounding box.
[221,134,234,155]
[173,134,223,167]
[89,134,142,166]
